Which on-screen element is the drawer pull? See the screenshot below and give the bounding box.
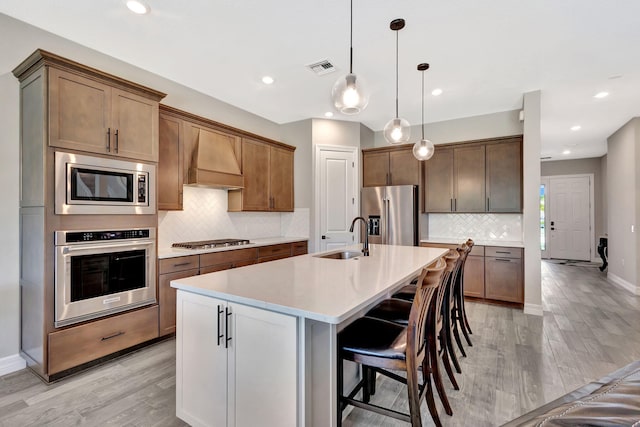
[101,331,125,341]
[495,251,511,254]
[495,258,512,262]
[173,262,192,267]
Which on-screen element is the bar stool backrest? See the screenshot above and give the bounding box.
[434,250,460,332]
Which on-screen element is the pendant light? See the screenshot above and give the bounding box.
[383,19,410,145]
[413,63,435,160]
[331,0,369,115]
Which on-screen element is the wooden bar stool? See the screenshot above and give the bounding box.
[453,239,474,348]
[365,250,461,415]
[337,257,446,427]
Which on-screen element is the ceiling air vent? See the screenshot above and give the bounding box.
[307,60,336,76]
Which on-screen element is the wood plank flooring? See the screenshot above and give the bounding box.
[1,261,639,426]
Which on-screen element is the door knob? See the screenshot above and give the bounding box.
[322,235,330,239]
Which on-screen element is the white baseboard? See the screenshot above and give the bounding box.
[0,354,26,377]
[607,272,639,295]
[524,303,543,316]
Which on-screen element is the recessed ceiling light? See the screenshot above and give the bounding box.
[431,88,443,96]
[594,91,609,99]
[261,76,274,85]
[570,125,581,131]
[562,149,571,155]
[126,0,150,14]
[324,112,334,118]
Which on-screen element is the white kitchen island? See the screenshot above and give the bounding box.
[171,244,448,427]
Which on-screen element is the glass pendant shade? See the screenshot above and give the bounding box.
[413,138,435,160]
[332,73,369,115]
[383,117,411,144]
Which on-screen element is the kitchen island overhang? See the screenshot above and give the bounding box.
[171,244,448,427]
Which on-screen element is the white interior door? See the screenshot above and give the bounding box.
[548,175,591,261]
[317,146,358,252]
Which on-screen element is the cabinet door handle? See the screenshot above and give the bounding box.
[106,128,111,152]
[454,198,457,211]
[450,198,453,211]
[101,331,125,341]
[225,307,232,348]
[217,305,224,346]
[114,129,119,153]
[487,197,490,211]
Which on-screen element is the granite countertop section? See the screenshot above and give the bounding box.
[171,244,448,324]
[158,236,308,259]
[421,237,525,248]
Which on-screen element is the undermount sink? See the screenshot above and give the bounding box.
[315,250,363,260]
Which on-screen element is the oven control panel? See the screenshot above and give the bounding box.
[60,229,151,244]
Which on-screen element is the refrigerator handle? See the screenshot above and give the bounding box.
[384,198,390,244]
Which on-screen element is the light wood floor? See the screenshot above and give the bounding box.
[1,261,639,426]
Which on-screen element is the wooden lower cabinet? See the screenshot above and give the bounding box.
[48,306,159,375]
[420,242,523,304]
[176,290,297,427]
[158,241,307,336]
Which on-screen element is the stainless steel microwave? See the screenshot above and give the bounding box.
[55,151,155,215]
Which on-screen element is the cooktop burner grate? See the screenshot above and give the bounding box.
[172,239,251,249]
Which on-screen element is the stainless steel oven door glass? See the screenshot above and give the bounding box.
[55,151,156,215]
[54,229,157,327]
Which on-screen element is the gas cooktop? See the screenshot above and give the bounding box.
[172,239,251,250]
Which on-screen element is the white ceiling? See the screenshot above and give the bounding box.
[2,0,640,160]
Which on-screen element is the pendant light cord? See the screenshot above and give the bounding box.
[421,68,425,140]
[349,0,353,74]
[395,30,399,117]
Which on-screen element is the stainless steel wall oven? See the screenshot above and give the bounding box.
[54,228,156,327]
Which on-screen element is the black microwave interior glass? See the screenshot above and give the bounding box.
[70,167,133,202]
[70,250,146,302]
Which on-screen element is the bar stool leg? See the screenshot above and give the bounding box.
[337,353,344,427]
[429,336,453,416]
[421,357,443,427]
[444,308,462,373]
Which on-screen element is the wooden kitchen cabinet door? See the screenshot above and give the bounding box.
[111,88,159,162]
[48,67,111,154]
[363,151,390,187]
[486,138,522,212]
[270,146,294,211]
[424,147,454,212]
[241,138,271,211]
[389,149,420,185]
[159,268,199,336]
[158,112,184,210]
[463,255,485,298]
[454,145,485,212]
[485,257,523,303]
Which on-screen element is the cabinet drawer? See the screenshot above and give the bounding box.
[49,306,159,374]
[258,253,291,263]
[258,244,291,259]
[469,245,484,256]
[159,255,199,274]
[200,248,258,268]
[200,259,256,274]
[485,246,522,259]
[292,241,308,256]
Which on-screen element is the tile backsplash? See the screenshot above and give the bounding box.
[426,213,523,241]
[158,186,309,248]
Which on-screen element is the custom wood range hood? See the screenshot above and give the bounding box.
[186,126,244,189]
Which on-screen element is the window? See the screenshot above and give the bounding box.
[540,184,546,251]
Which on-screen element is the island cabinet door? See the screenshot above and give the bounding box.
[227,303,297,427]
[176,291,298,427]
[176,291,228,427]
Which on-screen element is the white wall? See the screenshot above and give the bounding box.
[0,72,21,363]
[606,118,637,293]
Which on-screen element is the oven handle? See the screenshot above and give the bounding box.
[60,239,154,254]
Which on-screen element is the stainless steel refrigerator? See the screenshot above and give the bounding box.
[361,185,419,246]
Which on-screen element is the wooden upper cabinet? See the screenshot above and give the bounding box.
[228,138,295,212]
[158,111,184,210]
[48,67,111,155]
[389,149,420,185]
[48,67,160,162]
[453,145,485,212]
[270,146,294,211]
[363,151,389,187]
[424,147,454,212]
[486,138,522,212]
[362,145,419,187]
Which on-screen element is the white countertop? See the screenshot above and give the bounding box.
[421,237,524,248]
[171,244,448,324]
[158,236,308,259]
